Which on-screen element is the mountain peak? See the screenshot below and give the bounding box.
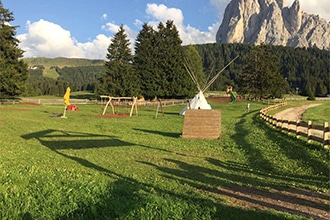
[216,0,330,50]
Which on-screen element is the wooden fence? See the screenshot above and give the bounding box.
[260,103,329,149]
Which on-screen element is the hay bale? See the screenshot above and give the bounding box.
[182,109,221,139]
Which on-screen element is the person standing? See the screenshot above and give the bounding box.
[245,103,250,112]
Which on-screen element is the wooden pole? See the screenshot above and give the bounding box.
[61,105,67,118]
[307,120,312,143]
[101,96,114,115]
[130,97,138,117]
[155,103,160,118]
[295,120,300,138]
[324,122,329,149]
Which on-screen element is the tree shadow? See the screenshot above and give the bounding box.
[137,158,329,220]
[21,129,150,219]
[21,129,135,151]
[133,128,181,138]
[230,110,276,172]
[256,116,329,177]
[19,128,307,219]
[231,110,328,180]
[21,129,137,174]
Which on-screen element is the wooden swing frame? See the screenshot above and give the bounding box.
[100,95,138,117]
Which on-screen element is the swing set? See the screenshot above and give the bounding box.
[100,95,138,117]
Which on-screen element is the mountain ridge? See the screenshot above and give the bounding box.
[216,0,330,50]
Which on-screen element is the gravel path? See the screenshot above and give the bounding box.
[273,103,321,121]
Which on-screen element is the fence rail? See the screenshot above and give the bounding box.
[260,103,329,149]
[0,98,187,107]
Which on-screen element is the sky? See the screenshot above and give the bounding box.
[3,0,330,59]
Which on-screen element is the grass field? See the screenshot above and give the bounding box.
[302,103,330,125]
[0,100,328,219]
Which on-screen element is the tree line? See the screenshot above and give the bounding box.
[194,43,329,97]
[1,1,329,100]
[24,41,328,99]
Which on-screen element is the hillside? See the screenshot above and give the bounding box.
[24,57,104,79]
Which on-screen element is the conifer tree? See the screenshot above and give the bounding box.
[134,23,159,99]
[0,1,28,98]
[184,45,205,93]
[98,25,139,97]
[134,20,192,99]
[237,44,288,99]
[157,20,189,98]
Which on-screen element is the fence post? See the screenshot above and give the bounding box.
[280,117,284,131]
[324,122,329,149]
[295,120,300,138]
[272,116,276,128]
[276,117,280,129]
[307,120,312,143]
[288,120,291,135]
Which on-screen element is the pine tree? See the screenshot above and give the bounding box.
[157,20,189,98]
[237,44,288,99]
[134,20,191,99]
[98,25,139,97]
[0,1,28,98]
[184,44,205,94]
[134,23,159,100]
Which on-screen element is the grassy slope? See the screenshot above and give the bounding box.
[24,57,104,79]
[0,100,328,219]
[302,103,330,125]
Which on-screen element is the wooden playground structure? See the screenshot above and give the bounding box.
[100,95,138,117]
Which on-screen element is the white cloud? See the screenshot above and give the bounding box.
[287,0,330,21]
[18,19,85,58]
[18,19,112,59]
[102,13,107,20]
[146,3,184,29]
[77,34,110,59]
[145,3,218,45]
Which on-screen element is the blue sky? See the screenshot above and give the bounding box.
[3,0,329,59]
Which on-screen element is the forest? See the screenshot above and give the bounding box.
[23,43,329,98]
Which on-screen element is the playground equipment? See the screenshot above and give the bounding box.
[100,95,138,117]
[226,86,236,103]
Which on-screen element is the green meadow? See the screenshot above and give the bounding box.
[0,100,328,219]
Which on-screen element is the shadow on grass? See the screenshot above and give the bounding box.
[133,128,181,138]
[21,129,136,174]
[21,129,149,219]
[231,110,275,172]
[230,110,328,184]
[21,129,135,150]
[19,129,300,219]
[256,115,329,178]
[138,157,329,220]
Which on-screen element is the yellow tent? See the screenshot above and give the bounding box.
[63,87,71,106]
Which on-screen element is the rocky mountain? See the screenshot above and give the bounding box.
[216,0,330,50]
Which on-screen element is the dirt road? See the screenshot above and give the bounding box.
[273,103,321,121]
